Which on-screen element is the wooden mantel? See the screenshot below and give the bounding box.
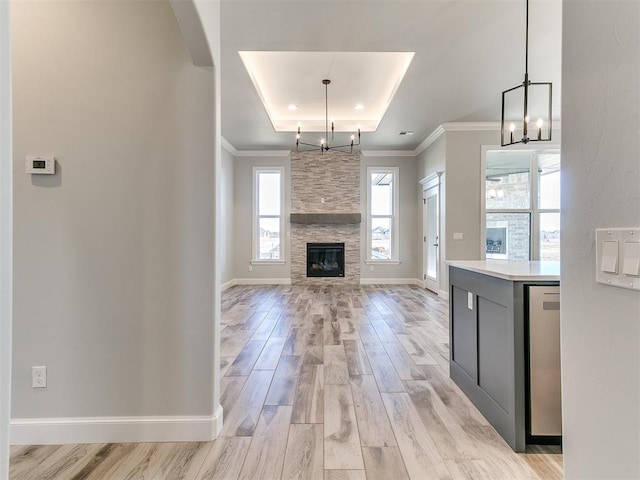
[290,213,361,224]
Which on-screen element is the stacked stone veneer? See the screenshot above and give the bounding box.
[291,151,361,284]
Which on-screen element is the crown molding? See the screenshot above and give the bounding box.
[234,150,292,157]
[221,137,239,156]
[223,121,561,158]
[221,138,290,157]
[414,125,445,156]
[361,150,416,157]
[441,121,501,131]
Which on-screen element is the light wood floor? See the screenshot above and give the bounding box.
[10,284,563,480]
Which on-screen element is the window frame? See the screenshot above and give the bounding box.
[481,146,561,261]
[252,166,285,264]
[366,166,400,264]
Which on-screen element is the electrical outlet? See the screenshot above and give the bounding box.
[370,265,374,271]
[32,366,47,388]
[248,265,253,272]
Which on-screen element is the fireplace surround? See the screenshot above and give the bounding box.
[290,150,361,284]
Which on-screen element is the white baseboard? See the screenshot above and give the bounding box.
[233,278,292,286]
[438,289,449,300]
[10,411,222,445]
[213,404,224,436]
[360,278,422,286]
[221,279,236,291]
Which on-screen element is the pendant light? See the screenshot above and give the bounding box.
[501,0,553,146]
[295,79,361,154]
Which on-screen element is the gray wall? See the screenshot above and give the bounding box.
[444,130,499,262]
[360,155,420,280]
[12,1,214,417]
[233,154,291,280]
[221,147,235,285]
[417,127,561,291]
[561,1,640,478]
[417,134,446,176]
[417,130,498,290]
[0,1,11,474]
[418,135,446,292]
[230,153,421,282]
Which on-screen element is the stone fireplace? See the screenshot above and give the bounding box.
[290,151,361,284]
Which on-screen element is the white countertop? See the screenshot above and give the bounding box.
[447,260,560,281]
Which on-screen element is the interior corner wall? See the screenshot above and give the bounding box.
[233,155,291,281]
[221,147,235,286]
[360,155,420,281]
[11,0,215,430]
[561,1,640,478]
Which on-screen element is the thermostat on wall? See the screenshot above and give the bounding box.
[25,156,55,175]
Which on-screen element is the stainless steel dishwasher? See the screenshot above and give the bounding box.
[528,286,562,443]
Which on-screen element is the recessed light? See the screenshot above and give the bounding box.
[288,104,298,111]
[399,131,414,136]
[354,104,364,110]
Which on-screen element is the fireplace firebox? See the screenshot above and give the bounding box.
[307,243,345,277]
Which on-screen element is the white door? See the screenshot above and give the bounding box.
[423,185,440,293]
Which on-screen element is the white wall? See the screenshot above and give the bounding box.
[360,154,420,281]
[233,154,291,281]
[561,1,640,478]
[11,0,216,437]
[0,1,12,475]
[221,147,235,286]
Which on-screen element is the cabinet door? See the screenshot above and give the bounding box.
[478,297,511,412]
[451,286,477,381]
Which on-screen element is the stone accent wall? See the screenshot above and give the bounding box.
[291,151,360,213]
[290,151,361,284]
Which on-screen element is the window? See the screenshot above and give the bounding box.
[483,150,560,261]
[253,167,284,262]
[367,167,399,262]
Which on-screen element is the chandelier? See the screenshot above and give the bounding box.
[295,79,361,154]
[501,0,553,146]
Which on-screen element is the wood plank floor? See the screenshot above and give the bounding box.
[9,284,563,479]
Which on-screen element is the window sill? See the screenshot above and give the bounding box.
[364,260,401,265]
[251,260,286,265]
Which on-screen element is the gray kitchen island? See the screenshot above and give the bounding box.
[448,261,560,452]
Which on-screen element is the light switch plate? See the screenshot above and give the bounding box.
[596,228,640,291]
[601,240,619,273]
[623,241,640,276]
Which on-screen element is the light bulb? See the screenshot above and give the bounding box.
[320,138,325,145]
[525,115,530,124]
[351,134,355,141]
[536,118,544,128]
[509,123,516,132]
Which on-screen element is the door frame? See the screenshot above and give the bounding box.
[419,172,442,294]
